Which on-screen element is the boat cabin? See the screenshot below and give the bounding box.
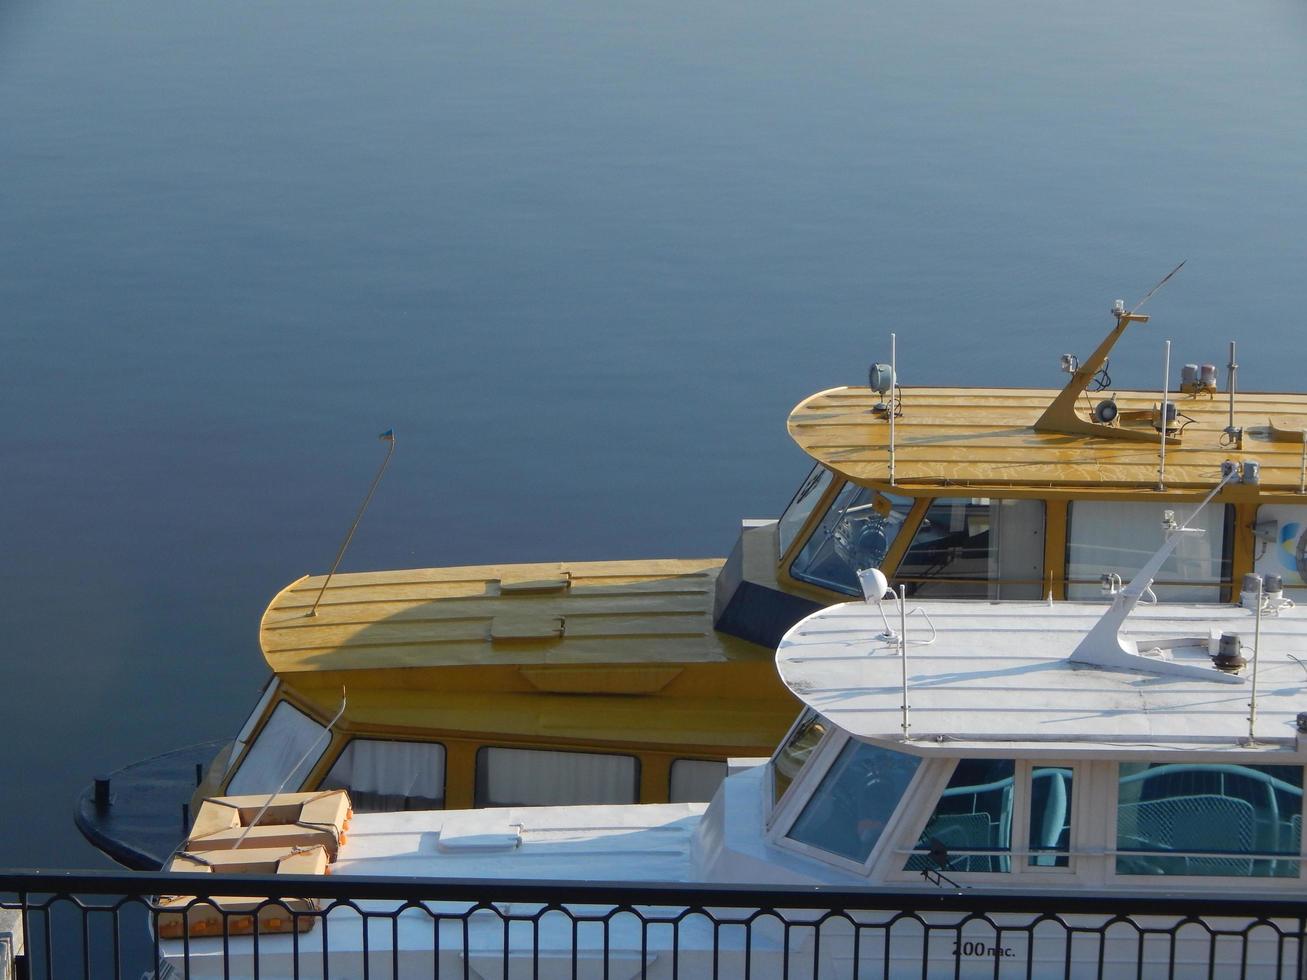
[740,596,1307,890]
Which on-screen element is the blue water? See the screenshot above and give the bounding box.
[2,0,1306,867]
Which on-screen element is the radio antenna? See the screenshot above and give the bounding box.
[1129,259,1186,315]
[309,429,397,617]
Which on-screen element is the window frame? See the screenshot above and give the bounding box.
[768,730,931,877]
[883,758,1086,884]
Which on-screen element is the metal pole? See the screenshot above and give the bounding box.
[1249,578,1263,743]
[1157,340,1171,491]
[1227,340,1238,435]
[899,584,909,739]
[889,333,897,487]
[309,430,397,618]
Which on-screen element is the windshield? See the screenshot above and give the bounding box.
[771,709,828,809]
[790,482,914,594]
[777,465,833,558]
[787,738,922,865]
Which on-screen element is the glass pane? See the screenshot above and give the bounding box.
[225,679,279,777]
[321,739,445,812]
[669,759,728,803]
[906,759,1015,873]
[227,702,327,795]
[778,465,833,558]
[1067,502,1231,600]
[475,747,639,807]
[771,710,828,807]
[1116,763,1302,878]
[897,498,1045,599]
[788,739,922,864]
[1028,766,1074,868]
[1252,504,1307,591]
[790,484,914,595]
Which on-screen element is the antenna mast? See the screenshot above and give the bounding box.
[889,333,897,486]
[309,429,397,618]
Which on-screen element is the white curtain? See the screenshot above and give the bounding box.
[227,702,326,795]
[1067,500,1226,600]
[321,740,445,802]
[479,748,637,806]
[669,759,727,803]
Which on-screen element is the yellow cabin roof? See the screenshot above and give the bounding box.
[260,558,771,677]
[789,386,1307,494]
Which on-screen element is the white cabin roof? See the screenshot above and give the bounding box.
[332,803,703,883]
[777,600,1307,755]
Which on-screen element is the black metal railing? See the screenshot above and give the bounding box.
[2,868,1306,978]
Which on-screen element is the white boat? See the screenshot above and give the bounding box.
[158,473,1307,978]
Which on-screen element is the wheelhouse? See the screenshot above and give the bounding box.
[762,718,1303,887]
[208,669,776,816]
[762,582,1307,891]
[772,312,1307,607]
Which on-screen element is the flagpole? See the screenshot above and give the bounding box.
[308,430,396,618]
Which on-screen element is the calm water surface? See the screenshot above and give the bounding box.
[2,0,1306,866]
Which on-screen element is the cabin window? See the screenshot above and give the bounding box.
[1028,766,1074,868]
[474,747,639,807]
[771,709,829,808]
[896,498,1045,599]
[790,483,914,595]
[669,759,728,803]
[224,679,280,776]
[1066,502,1232,601]
[226,701,327,795]
[1252,504,1307,593]
[1115,763,1302,878]
[778,465,834,558]
[905,759,1014,873]
[787,738,921,864]
[320,739,445,812]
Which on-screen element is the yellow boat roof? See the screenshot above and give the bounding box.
[789,385,1307,494]
[260,558,770,677]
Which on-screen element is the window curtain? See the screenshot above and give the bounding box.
[669,759,727,803]
[477,748,638,806]
[320,740,445,811]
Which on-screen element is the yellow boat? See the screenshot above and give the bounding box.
[76,303,1307,867]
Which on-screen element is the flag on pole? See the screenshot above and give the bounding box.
[379,429,395,442]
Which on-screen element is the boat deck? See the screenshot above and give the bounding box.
[778,599,1307,754]
[789,386,1307,492]
[261,558,769,674]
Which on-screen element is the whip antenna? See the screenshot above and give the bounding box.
[309,429,397,617]
[1129,259,1186,315]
